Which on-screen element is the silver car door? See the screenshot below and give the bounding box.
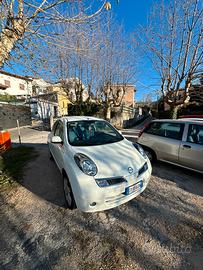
[179,123,203,172]
[141,122,184,162]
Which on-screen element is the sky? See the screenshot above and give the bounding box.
[111,0,159,101]
[4,0,159,102]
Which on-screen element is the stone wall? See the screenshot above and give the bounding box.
[0,103,31,129]
[110,106,137,129]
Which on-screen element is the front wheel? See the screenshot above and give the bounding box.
[63,176,76,210]
[144,148,156,162]
[49,149,54,160]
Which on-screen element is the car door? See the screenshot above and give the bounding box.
[51,120,65,170]
[141,121,184,163]
[179,123,203,172]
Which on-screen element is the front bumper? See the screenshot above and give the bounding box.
[76,163,151,212]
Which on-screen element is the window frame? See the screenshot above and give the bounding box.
[4,80,10,87]
[19,83,25,90]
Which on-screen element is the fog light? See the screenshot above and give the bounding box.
[90,202,96,207]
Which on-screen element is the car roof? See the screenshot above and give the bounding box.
[151,119,203,124]
[59,116,104,123]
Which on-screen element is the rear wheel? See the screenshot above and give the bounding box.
[63,175,76,210]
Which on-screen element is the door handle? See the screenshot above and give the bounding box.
[183,144,191,149]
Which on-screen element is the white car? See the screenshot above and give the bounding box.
[48,116,152,212]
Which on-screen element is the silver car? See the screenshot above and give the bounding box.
[137,119,203,174]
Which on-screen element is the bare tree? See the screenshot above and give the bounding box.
[0,0,114,68]
[139,0,203,118]
[95,14,136,119]
[42,12,136,119]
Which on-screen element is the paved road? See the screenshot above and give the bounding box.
[9,126,49,145]
[121,117,153,142]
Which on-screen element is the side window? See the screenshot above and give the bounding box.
[54,122,64,141]
[187,124,203,145]
[145,122,163,136]
[145,122,184,140]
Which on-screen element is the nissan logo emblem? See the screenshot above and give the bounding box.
[128,167,134,174]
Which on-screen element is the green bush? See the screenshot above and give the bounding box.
[0,94,17,102]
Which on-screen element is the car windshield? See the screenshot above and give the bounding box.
[67,120,123,146]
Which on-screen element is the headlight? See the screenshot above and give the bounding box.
[74,153,98,176]
[133,143,147,159]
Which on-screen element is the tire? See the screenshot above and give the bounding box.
[144,148,156,162]
[63,175,76,210]
[49,149,54,160]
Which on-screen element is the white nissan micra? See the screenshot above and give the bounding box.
[48,116,152,212]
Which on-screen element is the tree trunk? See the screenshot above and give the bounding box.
[104,105,111,121]
[171,105,179,119]
[0,21,25,68]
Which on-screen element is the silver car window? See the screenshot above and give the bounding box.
[187,124,203,145]
[145,122,184,140]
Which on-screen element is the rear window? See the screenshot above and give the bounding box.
[144,122,184,140]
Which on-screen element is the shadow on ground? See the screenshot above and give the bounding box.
[152,160,203,197]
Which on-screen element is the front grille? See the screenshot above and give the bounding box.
[95,176,126,187]
[107,177,126,185]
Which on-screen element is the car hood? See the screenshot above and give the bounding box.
[71,139,145,178]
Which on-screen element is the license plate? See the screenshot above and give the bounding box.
[125,180,143,195]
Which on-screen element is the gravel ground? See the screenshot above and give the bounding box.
[0,144,203,270]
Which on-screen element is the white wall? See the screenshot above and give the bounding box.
[0,73,32,97]
[29,99,58,120]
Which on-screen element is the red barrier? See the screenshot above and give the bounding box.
[0,130,12,153]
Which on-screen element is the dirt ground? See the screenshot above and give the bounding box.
[0,144,203,270]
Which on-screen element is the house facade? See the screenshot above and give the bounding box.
[0,70,32,98]
[30,91,71,120]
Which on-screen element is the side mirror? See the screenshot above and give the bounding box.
[51,136,62,144]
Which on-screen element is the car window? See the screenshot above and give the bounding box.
[54,121,64,141]
[145,122,184,140]
[67,120,123,146]
[187,124,203,145]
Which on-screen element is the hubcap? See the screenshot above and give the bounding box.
[63,178,72,206]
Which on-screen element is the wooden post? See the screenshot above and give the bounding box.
[16,119,21,144]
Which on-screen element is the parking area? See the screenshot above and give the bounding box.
[1,127,203,269]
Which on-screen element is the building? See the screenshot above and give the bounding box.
[109,84,136,107]
[29,91,71,120]
[31,78,52,96]
[0,70,32,98]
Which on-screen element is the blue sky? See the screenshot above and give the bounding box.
[4,0,158,101]
[112,0,159,101]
